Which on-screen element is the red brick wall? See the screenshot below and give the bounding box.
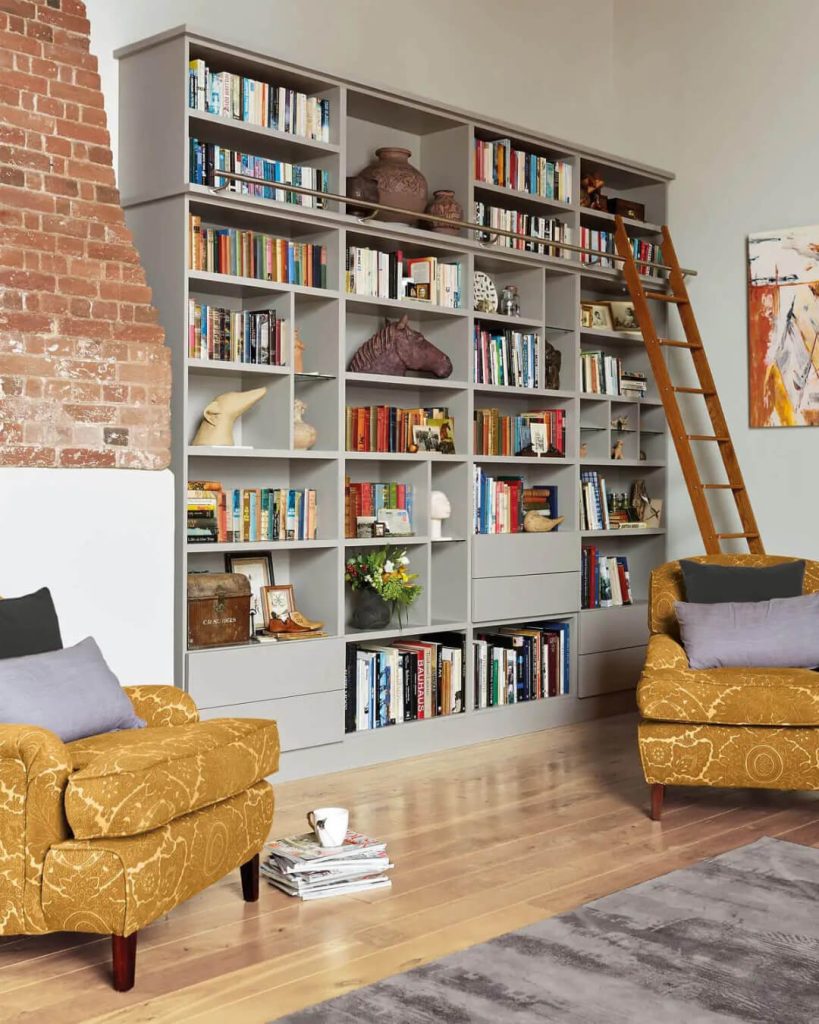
[0,0,170,469]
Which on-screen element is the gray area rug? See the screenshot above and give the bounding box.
[274,837,819,1023]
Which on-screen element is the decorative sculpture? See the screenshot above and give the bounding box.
[523,512,565,533]
[293,398,317,450]
[293,327,305,373]
[544,339,561,391]
[348,314,453,378]
[612,439,625,460]
[426,189,463,234]
[580,171,607,211]
[429,490,451,540]
[358,147,428,226]
[191,386,266,446]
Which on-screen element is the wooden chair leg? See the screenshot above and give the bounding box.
[112,932,137,992]
[240,852,260,902]
[650,782,665,821]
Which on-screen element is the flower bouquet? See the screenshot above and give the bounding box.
[344,546,422,630]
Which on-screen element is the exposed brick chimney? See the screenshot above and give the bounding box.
[0,0,170,469]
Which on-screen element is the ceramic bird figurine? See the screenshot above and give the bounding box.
[191,387,266,446]
[523,512,565,533]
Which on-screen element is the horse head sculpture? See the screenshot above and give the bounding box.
[348,315,453,378]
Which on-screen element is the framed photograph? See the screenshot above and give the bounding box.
[609,300,640,332]
[224,552,274,626]
[428,417,455,454]
[412,423,441,452]
[262,584,295,626]
[588,302,613,331]
[580,304,595,328]
[529,422,548,455]
[377,507,412,535]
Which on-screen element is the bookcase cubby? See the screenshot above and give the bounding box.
[117,27,671,778]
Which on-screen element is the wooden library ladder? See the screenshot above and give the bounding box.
[613,216,764,555]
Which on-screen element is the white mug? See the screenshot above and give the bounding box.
[307,807,349,848]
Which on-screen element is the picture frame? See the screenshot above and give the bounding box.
[377,507,412,535]
[609,300,640,332]
[261,583,295,626]
[587,302,613,331]
[224,552,275,628]
[580,304,594,328]
[428,417,455,454]
[412,423,442,452]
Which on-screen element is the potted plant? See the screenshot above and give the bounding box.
[345,546,422,630]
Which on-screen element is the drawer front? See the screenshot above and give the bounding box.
[472,532,579,578]
[199,690,344,753]
[472,571,579,623]
[187,637,343,709]
[578,646,646,698]
[580,604,649,654]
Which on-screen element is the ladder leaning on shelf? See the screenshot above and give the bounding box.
[613,216,764,555]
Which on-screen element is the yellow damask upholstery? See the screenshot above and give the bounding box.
[639,555,819,796]
[65,718,280,839]
[0,685,278,951]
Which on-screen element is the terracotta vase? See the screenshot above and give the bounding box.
[426,189,463,234]
[360,147,428,226]
[293,398,317,450]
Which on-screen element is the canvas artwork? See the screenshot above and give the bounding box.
[748,224,819,427]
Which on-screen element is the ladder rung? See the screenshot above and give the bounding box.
[644,291,686,303]
[702,484,742,490]
[717,532,760,540]
[672,387,714,395]
[658,338,701,349]
[687,434,730,442]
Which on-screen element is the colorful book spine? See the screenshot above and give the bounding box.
[186,482,319,543]
[473,326,541,389]
[474,201,572,257]
[189,139,329,207]
[473,138,572,204]
[473,408,566,457]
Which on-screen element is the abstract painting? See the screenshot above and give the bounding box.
[748,224,819,426]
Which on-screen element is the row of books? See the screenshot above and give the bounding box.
[474,138,572,203]
[188,59,331,142]
[473,407,567,458]
[189,215,328,288]
[579,469,610,531]
[474,621,570,707]
[261,831,392,901]
[345,636,465,731]
[581,351,642,396]
[345,405,454,454]
[474,327,541,389]
[579,226,616,269]
[189,140,329,206]
[187,300,288,365]
[473,467,557,534]
[474,202,572,256]
[187,481,318,543]
[344,479,414,538]
[344,247,462,308]
[582,547,634,608]
[630,238,665,278]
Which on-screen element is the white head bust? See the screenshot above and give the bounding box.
[429,490,451,538]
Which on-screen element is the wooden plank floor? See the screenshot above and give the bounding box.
[3,712,819,1024]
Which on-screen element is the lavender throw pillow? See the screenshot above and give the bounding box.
[676,593,819,670]
[0,637,145,741]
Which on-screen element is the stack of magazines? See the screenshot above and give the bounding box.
[261,830,393,900]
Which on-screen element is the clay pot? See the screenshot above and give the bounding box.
[345,173,379,218]
[360,147,428,226]
[293,398,317,450]
[426,189,463,234]
[351,588,392,630]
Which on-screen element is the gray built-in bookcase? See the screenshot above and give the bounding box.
[115,27,671,780]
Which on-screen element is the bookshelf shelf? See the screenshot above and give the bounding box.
[118,26,670,777]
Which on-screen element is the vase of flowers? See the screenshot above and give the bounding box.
[345,546,422,630]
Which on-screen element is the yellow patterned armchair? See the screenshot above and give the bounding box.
[638,555,819,820]
[0,685,279,990]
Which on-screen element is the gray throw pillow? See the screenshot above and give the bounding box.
[676,593,819,670]
[0,637,146,742]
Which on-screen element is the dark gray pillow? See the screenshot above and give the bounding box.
[0,587,62,659]
[676,593,819,669]
[0,637,145,742]
[680,559,805,604]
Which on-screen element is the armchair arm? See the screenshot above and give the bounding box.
[643,633,689,674]
[124,685,199,727]
[0,725,71,934]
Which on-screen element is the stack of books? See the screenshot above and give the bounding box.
[189,214,327,288]
[188,59,330,142]
[187,300,287,364]
[345,634,465,731]
[474,201,572,256]
[473,326,541,389]
[189,140,329,206]
[345,247,462,308]
[473,407,566,457]
[187,480,222,544]
[582,547,634,609]
[344,479,414,538]
[474,138,572,203]
[473,620,570,706]
[261,831,392,900]
[620,370,648,399]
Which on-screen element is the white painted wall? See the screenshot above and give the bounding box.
[0,469,174,684]
[613,0,819,560]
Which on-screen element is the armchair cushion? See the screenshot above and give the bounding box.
[65,718,280,839]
